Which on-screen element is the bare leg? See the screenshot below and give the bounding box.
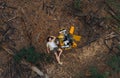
[54,52,61,64]
[58,48,63,57]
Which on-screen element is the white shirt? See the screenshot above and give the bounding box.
[47,41,58,51]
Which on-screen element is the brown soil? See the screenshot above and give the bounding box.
[0,0,120,78]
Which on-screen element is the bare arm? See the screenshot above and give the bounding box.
[46,43,50,53]
[47,47,50,53]
[51,36,56,41]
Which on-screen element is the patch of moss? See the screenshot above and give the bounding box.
[74,0,81,10]
[89,67,109,78]
[107,55,120,72]
[14,46,54,64]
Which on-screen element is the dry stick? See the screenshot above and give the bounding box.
[104,1,120,22]
[104,39,114,53]
[106,24,120,35]
[2,16,17,24]
[20,8,33,46]
[104,32,117,53]
[2,46,15,55]
[7,16,17,22]
[78,36,100,48]
[1,46,49,78]
[1,8,18,24]
[104,1,120,35]
[105,32,117,39]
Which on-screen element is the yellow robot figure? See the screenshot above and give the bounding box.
[57,26,81,50]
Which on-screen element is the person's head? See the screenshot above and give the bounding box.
[47,36,53,42]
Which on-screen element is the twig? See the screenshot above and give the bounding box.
[7,16,17,22]
[21,60,49,78]
[2,46,15,55]
[104,32,118,54]
[105,32,117,39]
[104,1,120,22]
[78,36,100,48]
[2,46,49,78]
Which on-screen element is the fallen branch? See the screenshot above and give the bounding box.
[107,25,120,35]
[2,46,15,55]
[78,35,100,48]
[104,1,120,22]
[31,66,49,78]
[21,60,49,78]
[104,32,118,53]
[2,46,49,78]
[7,16,17,22]
[105,32,117,39]
[31,66,44,76]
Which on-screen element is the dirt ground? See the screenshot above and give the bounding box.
[0,0,120,78]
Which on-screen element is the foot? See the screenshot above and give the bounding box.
[58,62,63,65]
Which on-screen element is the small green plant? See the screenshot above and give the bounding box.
[74,72,85,78]
[118,45,120,50]
[74,67,109,78]
[14,46,54,64]
[74,0,81,10]
[89,67,109,78]
[107,55,120,72]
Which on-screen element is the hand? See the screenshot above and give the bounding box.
[47,48,50,53]
[51,36,55,37]
[47,51,50,53]
[51,36,56,41]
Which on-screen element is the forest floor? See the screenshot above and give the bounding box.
[0,0,120,78]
